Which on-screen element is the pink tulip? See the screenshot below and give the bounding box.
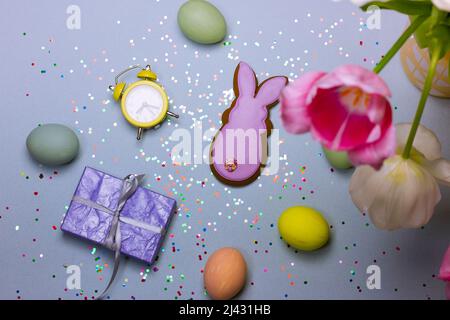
[439,246,450,299]
[281,64,395,169]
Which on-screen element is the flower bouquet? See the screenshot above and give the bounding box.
[281,0,450,299]
[280,0,450,231]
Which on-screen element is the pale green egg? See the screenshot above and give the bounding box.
[178,0,227,44]
[322,145,353,169]
[26,124,79,166]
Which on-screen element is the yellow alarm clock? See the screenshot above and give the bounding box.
[109,65,179,140]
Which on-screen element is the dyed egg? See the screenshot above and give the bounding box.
[204,247,247,300]
[278,206,329,251]
[26,124,79,166]
[322,145,353,169]
[177,0,227,44]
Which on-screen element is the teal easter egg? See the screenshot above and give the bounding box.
[177,0,227,44]
[26,124,79,166]
[322,146,353,169]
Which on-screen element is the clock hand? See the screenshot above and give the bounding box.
[136,102,160,115]
[146,104,161,111]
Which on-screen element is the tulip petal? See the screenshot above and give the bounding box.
[313,64,391,98]
[309,89,358,149]
[439,246,450,281]
[349,164,381,213]
[366,94,389,124]
[395,123,442,160]
[350,156,441,230]
[280,71,326,134]
[371,158,440,230]
[340,113,378,149]
[426,158,450,186]
[348,125,396,169]
[431,0,450,12]
[309,89,384,151]
[351,0,373,6]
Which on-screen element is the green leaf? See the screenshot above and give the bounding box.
[429,5,448,27]
[361,0,432,16]
[428,25,450,58]
[414,17,432,48]
[413,7,450,50]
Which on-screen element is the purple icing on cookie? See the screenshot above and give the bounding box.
[211,62,287,184]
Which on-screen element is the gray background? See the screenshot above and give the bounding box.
[0,0,449,300]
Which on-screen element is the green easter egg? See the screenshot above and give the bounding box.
[26,124,79,166]
[322,146,353,169]
[177,0,227,44]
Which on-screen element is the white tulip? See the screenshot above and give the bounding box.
[350,0,371,5]
[350,0,386,6]
[432,0,450,12]
[349,123,450,230]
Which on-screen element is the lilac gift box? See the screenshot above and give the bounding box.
[61,167,177,264]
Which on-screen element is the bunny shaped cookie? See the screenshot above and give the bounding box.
[210,62,287,185]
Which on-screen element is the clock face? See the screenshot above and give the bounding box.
[123,84,165,124]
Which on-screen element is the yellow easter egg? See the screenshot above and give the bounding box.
[278,206,329,251]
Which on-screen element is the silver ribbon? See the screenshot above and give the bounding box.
[71,173,162,300]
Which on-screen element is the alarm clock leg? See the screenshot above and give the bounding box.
[167,111,179,118]
[137,128,144,140]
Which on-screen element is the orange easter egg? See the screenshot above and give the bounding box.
[204,247,247,300]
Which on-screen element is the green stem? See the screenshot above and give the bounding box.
[373,15,427,74]
[402,44,441,159]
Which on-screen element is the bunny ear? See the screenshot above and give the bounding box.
[236,62,257,97]
[255,76,288,106]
